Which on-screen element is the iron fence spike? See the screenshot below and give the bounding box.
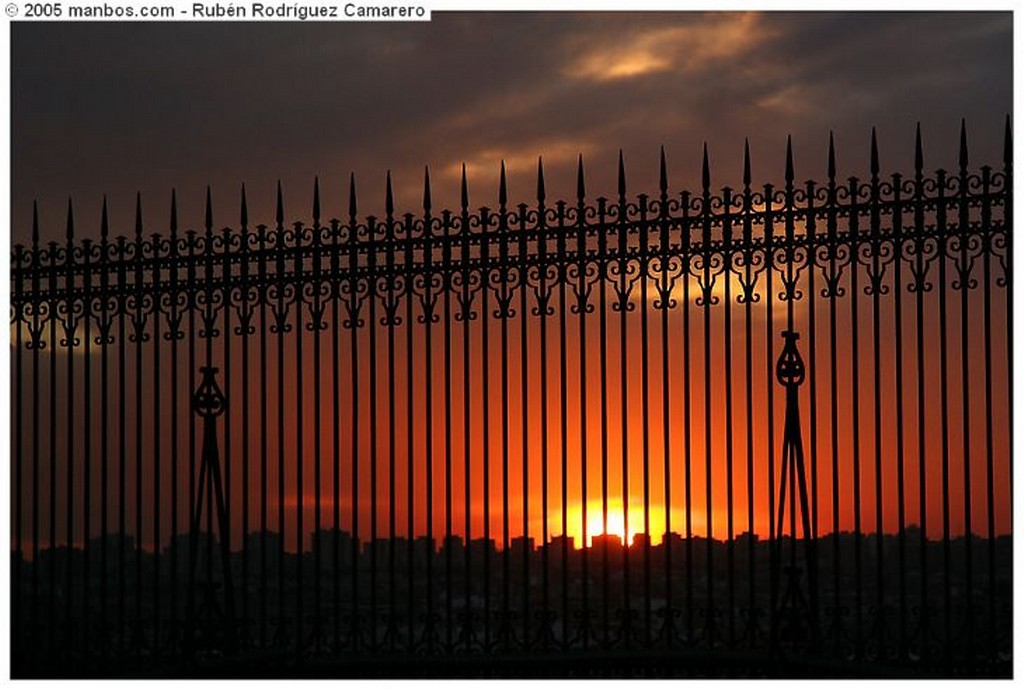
[870,127,879,178]
[101,196,109,239]
[204,186,212,232]
[276,180,284,226]
[659,146,668,195]
[499,160,508,209]
[66,197,74,240]
[828,131,836,181]
[135,192,143,237]
[313,176,321,223]
[785,135,794,185]
[743,139,751,188]
[576,154,585,201]
[618,149,626,199]
[959,118,969,170]
[239,184,247,229]
[352,172,361,219]
[32,200,39,245]
[701,143,710,192]
[536,157,545,203]
[423,166,432,213]
[460,163,469,211]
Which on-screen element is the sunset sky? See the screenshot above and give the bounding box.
[10,12,1013,554]
[12,12,1012,242]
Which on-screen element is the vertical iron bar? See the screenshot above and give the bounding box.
[848,174,864,661]
[151,226,162,661]
[64,205,77,665]
[48,241,57,659]
[936,168,952,665]
[81,236,92,660]
[956,126,975,664]
[257,219,269,650]
[597,191,610,647]
[517,199,530,650]
[891,172,908,661]
[681,189,694,644]
[293,217,305,660]
[638,191,652,646]
[722,186,735,647]
[238,191,250,652]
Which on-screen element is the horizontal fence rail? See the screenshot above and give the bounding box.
[10,123,1012,678]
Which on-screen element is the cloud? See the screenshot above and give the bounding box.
[562,13,769,83]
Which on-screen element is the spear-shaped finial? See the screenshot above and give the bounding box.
[785,135,794,186]
[576,154,586,201]
[312,176,321,224]
[915,123,923,175]
[238,185,246,229]
[828,131,837,181]
[351,172,361,219]
[422,166,432,213]
[701,143,710,192]
[1004,114,1012,169]
[460,163,469,211]
[32,200,39,246]
[537,157,546,204]
[135,192,144,238]
[499,160,508,209]
[959,118,969,170]
[170,189,178,236]
[659,146,669,197]
[204,186,212,233]
[66,197,75,241]
[870,127,879,178]
[101,196,110,240]
[276,180,284,227]
[617,149,626,200]
[743,139,751,188]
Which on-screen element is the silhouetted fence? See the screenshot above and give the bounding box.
[10,122,1012,677]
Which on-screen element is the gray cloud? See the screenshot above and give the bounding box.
[12,12,1011,243]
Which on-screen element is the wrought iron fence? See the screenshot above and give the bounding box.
[10,122,1012,677]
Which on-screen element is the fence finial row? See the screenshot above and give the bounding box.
[24,121,1014,240]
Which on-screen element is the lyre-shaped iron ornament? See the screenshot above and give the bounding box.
[186,366,238,658]
[770,331,820,652]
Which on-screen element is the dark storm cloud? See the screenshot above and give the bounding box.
[12,12,1011,243]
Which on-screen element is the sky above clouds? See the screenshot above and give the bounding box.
[12,12,1012,242]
